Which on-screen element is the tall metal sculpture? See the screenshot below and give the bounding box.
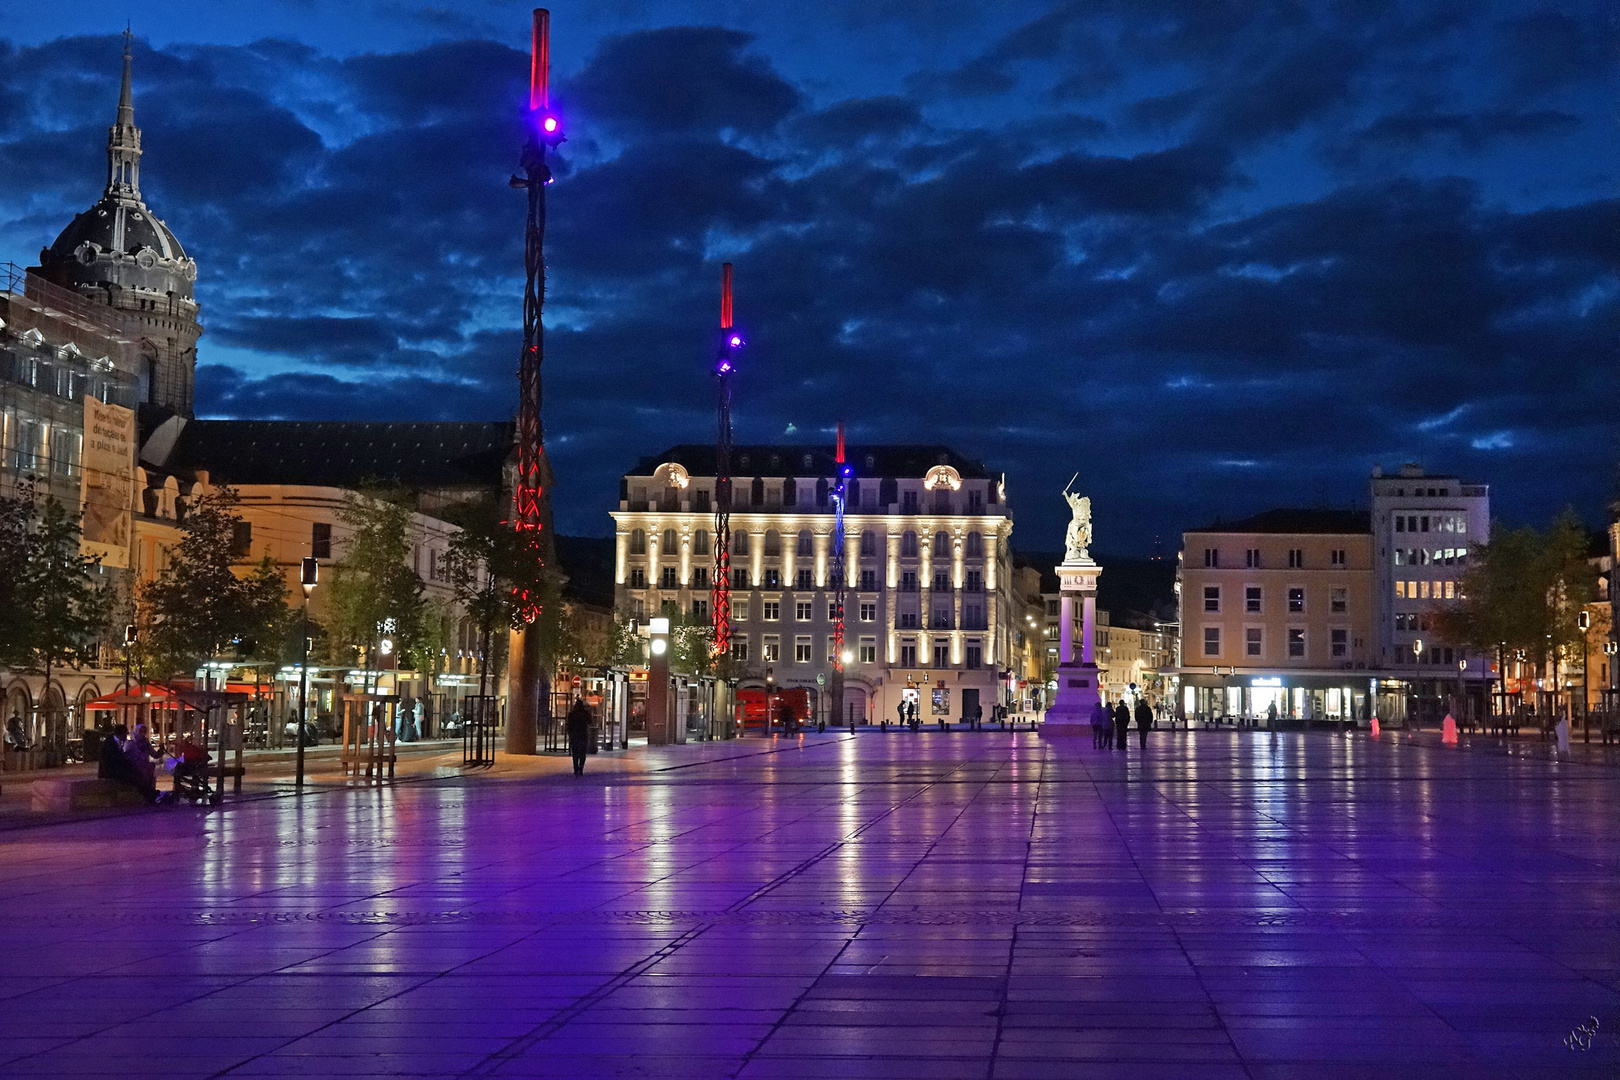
[506,8,564,753]
[712,264,741,662]
[828,424,851,726]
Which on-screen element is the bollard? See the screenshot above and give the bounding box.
[1370,717,1381,738]
[1441,714,1458,746]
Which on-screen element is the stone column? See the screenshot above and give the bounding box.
[1059,593,1076,665]
[1041,558,1102,737]
[1081,592,1096,664]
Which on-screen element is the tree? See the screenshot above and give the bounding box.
[444,498,549,696]
[0,482,38,670]
[143,486,287,678]
[325,488,431,674]
[15,495,112,752]
[1434,509,1597,695]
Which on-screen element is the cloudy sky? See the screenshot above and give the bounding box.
[0,1,1614,550]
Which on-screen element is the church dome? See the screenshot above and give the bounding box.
[40,195,196,300]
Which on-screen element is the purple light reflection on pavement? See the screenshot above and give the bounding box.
[0,732,1616,1078]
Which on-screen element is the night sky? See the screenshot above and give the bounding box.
[1,2,1614,552]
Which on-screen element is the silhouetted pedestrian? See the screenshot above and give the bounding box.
[1112,699,1130,751]
[1134,697,1152,749]
[565,698,591,776]
[1091,698,1111,749]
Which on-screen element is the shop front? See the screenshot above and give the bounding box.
[1177,670,1371,728]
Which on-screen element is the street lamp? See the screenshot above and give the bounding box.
[1411,639,1423,729]
[1577,610,1591,742]
[296,556,318,791]
[766,667,775,736]
[121,622,136,735]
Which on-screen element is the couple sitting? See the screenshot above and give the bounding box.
[97,724,209,804]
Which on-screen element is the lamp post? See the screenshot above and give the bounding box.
[1577,610,1591,742]
[765,667,775,736]
[841,651,855,730]
[121,622,136,735]
[296,556,318,791]
[1411,639,1423,730]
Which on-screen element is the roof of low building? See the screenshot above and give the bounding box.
[1187,508,1371,535]
[166,419,512,491]
[627,444,995,480]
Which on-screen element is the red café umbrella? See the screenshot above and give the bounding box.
[84,683,184,710]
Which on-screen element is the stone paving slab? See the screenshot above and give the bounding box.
[0,730,1618,1078]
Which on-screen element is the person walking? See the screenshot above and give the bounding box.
[896,700,906,729]
[565,698,592,776]
[1112,698,1131,751]
[1134,696,1153,750]
[1090,697,1111,749]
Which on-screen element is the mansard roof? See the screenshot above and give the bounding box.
[627,444,996,481]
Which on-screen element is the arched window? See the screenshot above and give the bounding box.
[901,531,918,558]
[662,529,678,551]
[796,530,813,556]
[733,531,749,555]
[629,529,647,555]
[860,530,876,557]
[693,529,710,555]
[934,530,950,556]
[764,529,782,556]
[965,531,983,558]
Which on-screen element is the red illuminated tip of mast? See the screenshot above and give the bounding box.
[836,421,845,465]
[530,9,550,111]
[720,263,733,330]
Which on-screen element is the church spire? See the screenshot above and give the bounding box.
[106,27,142,200]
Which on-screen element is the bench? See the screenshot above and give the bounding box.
[32,778,147,813]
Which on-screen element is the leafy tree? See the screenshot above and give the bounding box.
[17,495,113,749]
[1434,509,1597,681]
[0,482,38,670]
[143,486,287,677]
[325,488,429,673]
[444,498,549,696]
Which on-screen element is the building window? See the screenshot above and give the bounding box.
[966,642,982,669]
[932,607,950,628]
[859,639,876,664]
[1287,548,1303,568]
[763,637,780,662]
[1202,627,1220,656]
[763,601,780,621]
[764,530,781,556]
[1204,586,1220,613]
[899,612,918,628]
[763,569,781,589]
[691,599,709,620]
[1330,548,1345,566]
[968,490,984,513]
[902,490,918,514]
[827,601,840,621]
[732,568,749,590]
[964,604,984,629]
[1203,548,1219,567]
[901,571,918,592]
[795,638,812,663]
[933,640,950,667]
[311,521,332,560]
[629,568,647,589]
[660,566,678,589]
[1330,587,1347,613]
[734,600,749,621]
[901,531,918,557]
[859,530,876,557]
[900,641,917,667]
[965,570,983,592]
[692,567,709,589]
[965,532,982,557]
[662,528,677,551]
[793,569,811,590]
[796,530,813,556]
[1288,587,1304,613]
[1046,599,1059,616]
[860,569,877,591]
[1245,548,1260,568]
[695,490,711,513]
[795,601,813,621]
[1395,516,1405,533]
[859,602,876,621]
[1288,628,1305,658]
[1245,628,1262,657]
[732,639,749,662]
[1331,628,1348,658]
[693,529,709,555]
[629,529,647,555]
[231,521,252,557]
[1245,586,1262,613]
[733,531,749,555]
[932,571,951,592]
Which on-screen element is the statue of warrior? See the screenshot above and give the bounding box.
[1063,487,1092,562]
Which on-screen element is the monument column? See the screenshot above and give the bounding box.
[1080,593,1096,663]
[1059,594,1076,665]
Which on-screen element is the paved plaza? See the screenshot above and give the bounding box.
[1,731,1618,1079]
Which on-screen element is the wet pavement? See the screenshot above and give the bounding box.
[0,729,1616,1078]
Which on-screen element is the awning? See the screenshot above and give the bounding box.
[84,683,183,710]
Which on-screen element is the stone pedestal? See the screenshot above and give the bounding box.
[1042,558,1102,737]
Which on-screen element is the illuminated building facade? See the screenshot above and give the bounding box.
[612,445,1016,724]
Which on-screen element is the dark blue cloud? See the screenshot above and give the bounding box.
[0,2,1614,550]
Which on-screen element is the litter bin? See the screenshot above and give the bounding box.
[82,730,105,764]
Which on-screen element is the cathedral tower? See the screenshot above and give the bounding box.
[34,31,201,417]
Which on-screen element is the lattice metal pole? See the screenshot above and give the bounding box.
[712,264,741,665]
[829,423,849,728]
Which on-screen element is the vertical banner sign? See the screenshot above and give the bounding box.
[79,397,134,568]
